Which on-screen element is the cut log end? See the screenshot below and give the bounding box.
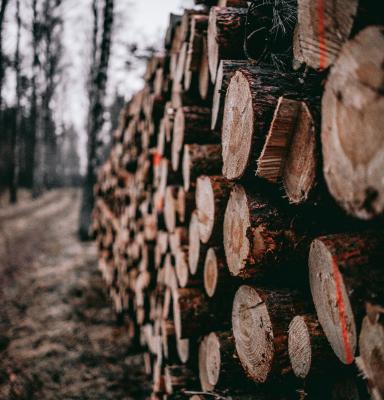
[164,186,177,233]
[196,176,215,243]
[288,316,312,379]
[222,71,253,180]
[198,336,214,391]
[309,238,356,364]
[322,26,384,219]
[176,247,189,288]
[207,7,219,84]
[182,144,192,192]
[172,107,185,171]
[203,247,219,298]
[223,185,250,277]
[188,210,201,275]
[231,285,274,383]
[206,332,221,386]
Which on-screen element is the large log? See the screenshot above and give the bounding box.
[182,144,222,192]
[222,67,320,180]
[321,26,384,219]
[196,175,233,244]
[309,231,384,364]
[288,314,338,378]
[232,285,309,383]
[207,7,247,83]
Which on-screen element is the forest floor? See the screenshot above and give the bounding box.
[0,189,151,400]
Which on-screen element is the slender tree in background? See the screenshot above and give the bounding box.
[79,0,115,239]
[9,0,21,203]
[0,0,9,112]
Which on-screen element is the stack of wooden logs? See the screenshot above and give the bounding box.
[92,0,384,399]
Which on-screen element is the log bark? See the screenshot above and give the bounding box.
[196,175,233,244]
[171,106,213,171]
[288,314,338,378]
[222,67,321,180]
[308,231,384,364]
[211,60,249,131]
[232,285,309,383]
[321,26,384,219]
[207,7,247,83]
[182,144,222,192]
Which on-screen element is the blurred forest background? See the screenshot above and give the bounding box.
[0,0,191,234]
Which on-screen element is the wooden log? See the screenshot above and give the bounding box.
[175,246,190,288]
[175,42,188,85]
[198,336,214,391]
[188,210,208,275]
[171,106,213,171]
[222,67,320,180]
[256,97,319,204]
[321,26,384,219]
[308,231,384,364]
[207,6,247,83]
[205,331,245,389]
[165,364,198,395]
[165,13,182,50]
[211,59,249,131]
[356,308,384,400]
[196,175,233,244]
[173,287,230,338]
[232,285,309,383]
[176,186,195,225]
[288,314,338,378]
[164,186,178,233]
[297,0,358,70]
[203,247,234,298]
[182,144,222,192]
[169,226,188,256]
[198,36,211,100]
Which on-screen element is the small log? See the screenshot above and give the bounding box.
[188,210,208,275]
[169,226,188,256]
[211,59,249,131]
[356,310,384,400]
[205,331,244,389]
[171,106,213,171]
[222,67,320,180]
[182,144,222,192]
[175,42,188,85]
[164,186,179,233]
[288,314,338,378]
[175,246,190,288]
[321,26,384,219]
[207,6,247,83]
[198,36,211,100]
[203,247,234,298]
[176,186,195,225]
[198,336,214,391]
[309,231,384,364]
[173,287,230,338]
[196,175,233,244]
[297,0,358,70]
[232,285,309,383]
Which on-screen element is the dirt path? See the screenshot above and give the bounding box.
[0,189,150,400]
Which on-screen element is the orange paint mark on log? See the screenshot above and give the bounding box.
[332,258,354,364]
[153,152,162,166]
[317,0,326,69]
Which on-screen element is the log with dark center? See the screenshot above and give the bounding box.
[321,26,384,219]
[232,285,309,383]
[171,106,212,171]
[288,314,337,378]
[207,6,247,83]
[308,231,384,364]
[297,0,358,70]
[182,144,222,192]
[222,67,320,180]
[211,60,249,131]
[188,210,208,276]
[196,175,233,245]
[173,287,230,339]
[203,247,232,298]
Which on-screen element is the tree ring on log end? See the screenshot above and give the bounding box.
[222,71,254,180]
[288,316,312,378]
[232,285,274,383]
[309,238,356,364]
[224,185,250,277]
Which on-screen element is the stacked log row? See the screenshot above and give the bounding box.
[92,2,384,399]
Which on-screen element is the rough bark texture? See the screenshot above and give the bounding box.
[309,231,384,364]
[321,26,384,219]
[207,7,247,83]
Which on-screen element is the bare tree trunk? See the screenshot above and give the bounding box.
[79,0,114,239]
[0,0,9,112]
[9,0,21,203]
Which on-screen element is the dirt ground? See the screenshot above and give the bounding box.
[0,189,151,400]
